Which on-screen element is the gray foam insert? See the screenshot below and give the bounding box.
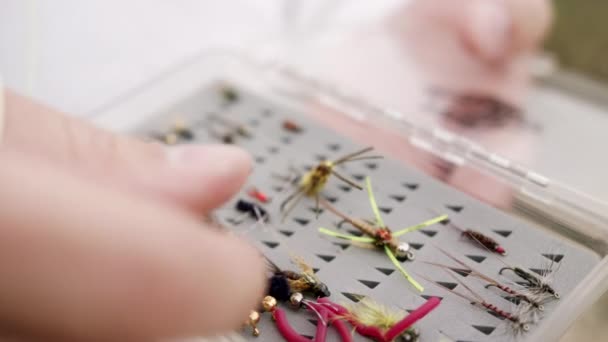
[134,84,600,342]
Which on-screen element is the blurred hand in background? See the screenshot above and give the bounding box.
[394,0,553,104]
[308,0,553,207]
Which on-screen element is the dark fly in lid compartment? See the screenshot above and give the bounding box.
[123,82,602,342]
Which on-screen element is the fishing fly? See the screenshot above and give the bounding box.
[424,247,547,311]
[434,212,507,256]
[231,199,269,224]
[244,309,262,337]
[151,119,194,145]
[220,85,239,104]
[438,214,559,298]
[247,187,271,204]
[279,146,382,221]
[499,264,560,299]
[257,295,353,342]
[464,229,507,256]
[317,296,441,342]
[282,119,303,133]
[267,256,331,303]
[245,256,334,339]
[252,256,342,342]
[235,218,329,301]
[206,114,251,144]
[421,270,533,335]
[484,245,562,300]
[318,177,448,292]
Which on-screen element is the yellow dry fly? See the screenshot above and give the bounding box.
[280,146,382,221]
[343,298,405,330]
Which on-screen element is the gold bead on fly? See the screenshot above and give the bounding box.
[262,295,278,312]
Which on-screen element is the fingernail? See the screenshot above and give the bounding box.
[468,0,511,62]
[167,144,252,175]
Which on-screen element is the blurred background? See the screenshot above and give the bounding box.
[546,1,608,84]
[1,1,607,340]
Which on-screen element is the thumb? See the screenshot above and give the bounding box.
[4,90,251,213]
[0,149,266,340]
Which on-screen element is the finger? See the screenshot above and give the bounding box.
[463,0,553,63]
[0,150,265,340]
[390,0,531,105]
[505,0,553,52]
[3,91,252,213]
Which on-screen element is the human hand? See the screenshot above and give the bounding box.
[393,0,553,106]
[0,91,266,341]
[392,0,552,205]
[301,0,552,208]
